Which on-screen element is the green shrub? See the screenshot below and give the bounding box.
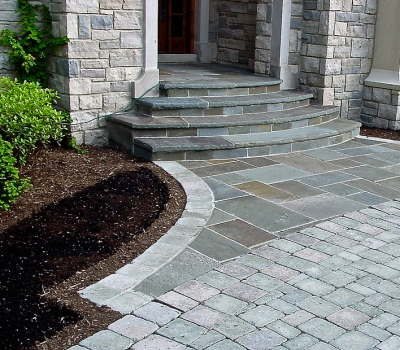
[0,135,32,210]
[0,77,70,164]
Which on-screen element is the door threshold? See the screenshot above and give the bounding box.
[158,54,198,63]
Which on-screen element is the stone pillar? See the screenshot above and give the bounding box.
[132,0,159,98]
[362,0,400,129]
[50,0,146,145]
[269,0,297,89]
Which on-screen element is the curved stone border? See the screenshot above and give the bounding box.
[79,161,214,312]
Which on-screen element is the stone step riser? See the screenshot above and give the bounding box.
[133,129,360,161]
[136,99,310,117]
[124,114,337,138]
[160,84,281,98]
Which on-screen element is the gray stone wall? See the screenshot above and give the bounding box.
[49,0,144,145]
[214,0,258,68]
[0,0,22,79]
[299,0,377,120]
[362,87,400,130]
[254,0,303,79]
[254,0,272,75]
[0,0,52,79]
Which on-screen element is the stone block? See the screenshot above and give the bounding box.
[255,36,270,50]
[110,49,142,67]
[81,59,110,69]
[348,24,367,38]
[91,15,113,30]
[78,15,91,39]
[81,69,106,78]
[66,0,99,14]
[114,10,141,30]
[341,58,361,74]
[336,12,359,22]
[319,11,335,35]
[66,13,79,38]
[123,0,142,10]
[69,78,92,94]
[345,74,362,92]
[372,88,392,104]
[68,40,99,59]
[92,82,110,93]
[92,29,119,40]
[121,31,143,48]
[100,0,123,9]
[257,3,267,21]
[301,56,320,73]
[334,21,347,36]
[100,40,120,49]
[79,94,103,109]
[321,59,341,75]
[351,38,371,58]
[378,104,399,121]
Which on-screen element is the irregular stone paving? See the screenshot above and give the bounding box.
[70,137,400,350]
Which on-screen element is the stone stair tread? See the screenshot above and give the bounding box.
[160,77,282,90]
[159,63,282,90]
[225,119,359,146]
[136,90,313,110]
[134,119,360,152]
[109,105,338,129]
[135,136,235,152]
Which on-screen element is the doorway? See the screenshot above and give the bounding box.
[158,0,195,53]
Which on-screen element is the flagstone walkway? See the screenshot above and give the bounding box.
[71,137,400,350]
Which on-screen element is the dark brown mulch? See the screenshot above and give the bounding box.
[0,146,186,350]
[360,126,400,141]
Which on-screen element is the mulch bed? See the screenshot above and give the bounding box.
[0,146,186,350]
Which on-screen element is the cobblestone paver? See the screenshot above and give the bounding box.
[69,138,400,350]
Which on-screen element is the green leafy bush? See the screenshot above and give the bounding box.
[0,135,32,210]
[0,77,70,164]
[0,0,69,86]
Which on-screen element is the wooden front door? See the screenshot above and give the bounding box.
[158,0,195,53]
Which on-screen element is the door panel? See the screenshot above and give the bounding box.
[158,0,194,53]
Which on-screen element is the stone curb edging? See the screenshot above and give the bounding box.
[78,161,214,314]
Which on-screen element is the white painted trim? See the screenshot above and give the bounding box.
[133,0,159,98]
[269,0,297,90]
[365,69,400,91]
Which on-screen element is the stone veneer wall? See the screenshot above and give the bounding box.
[299,0,377,120]
[361,87,400,130]
[254,0,303,79]
[212,0,258,68]
[0,0,143,145]
[0,0,25,79]
[49,0,144,145]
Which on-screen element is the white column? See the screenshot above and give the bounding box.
[195,0,212,62]
[269,0,296,90]
[364,0,400,90]
[132,0,159,98]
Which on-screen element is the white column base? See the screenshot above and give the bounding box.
[270,64,297,90]
[132,68,159,98]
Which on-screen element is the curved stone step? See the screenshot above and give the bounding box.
[136,90,313,117]
[108,105,339,140]
[133,119,361,161]
[160,77,282,97]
